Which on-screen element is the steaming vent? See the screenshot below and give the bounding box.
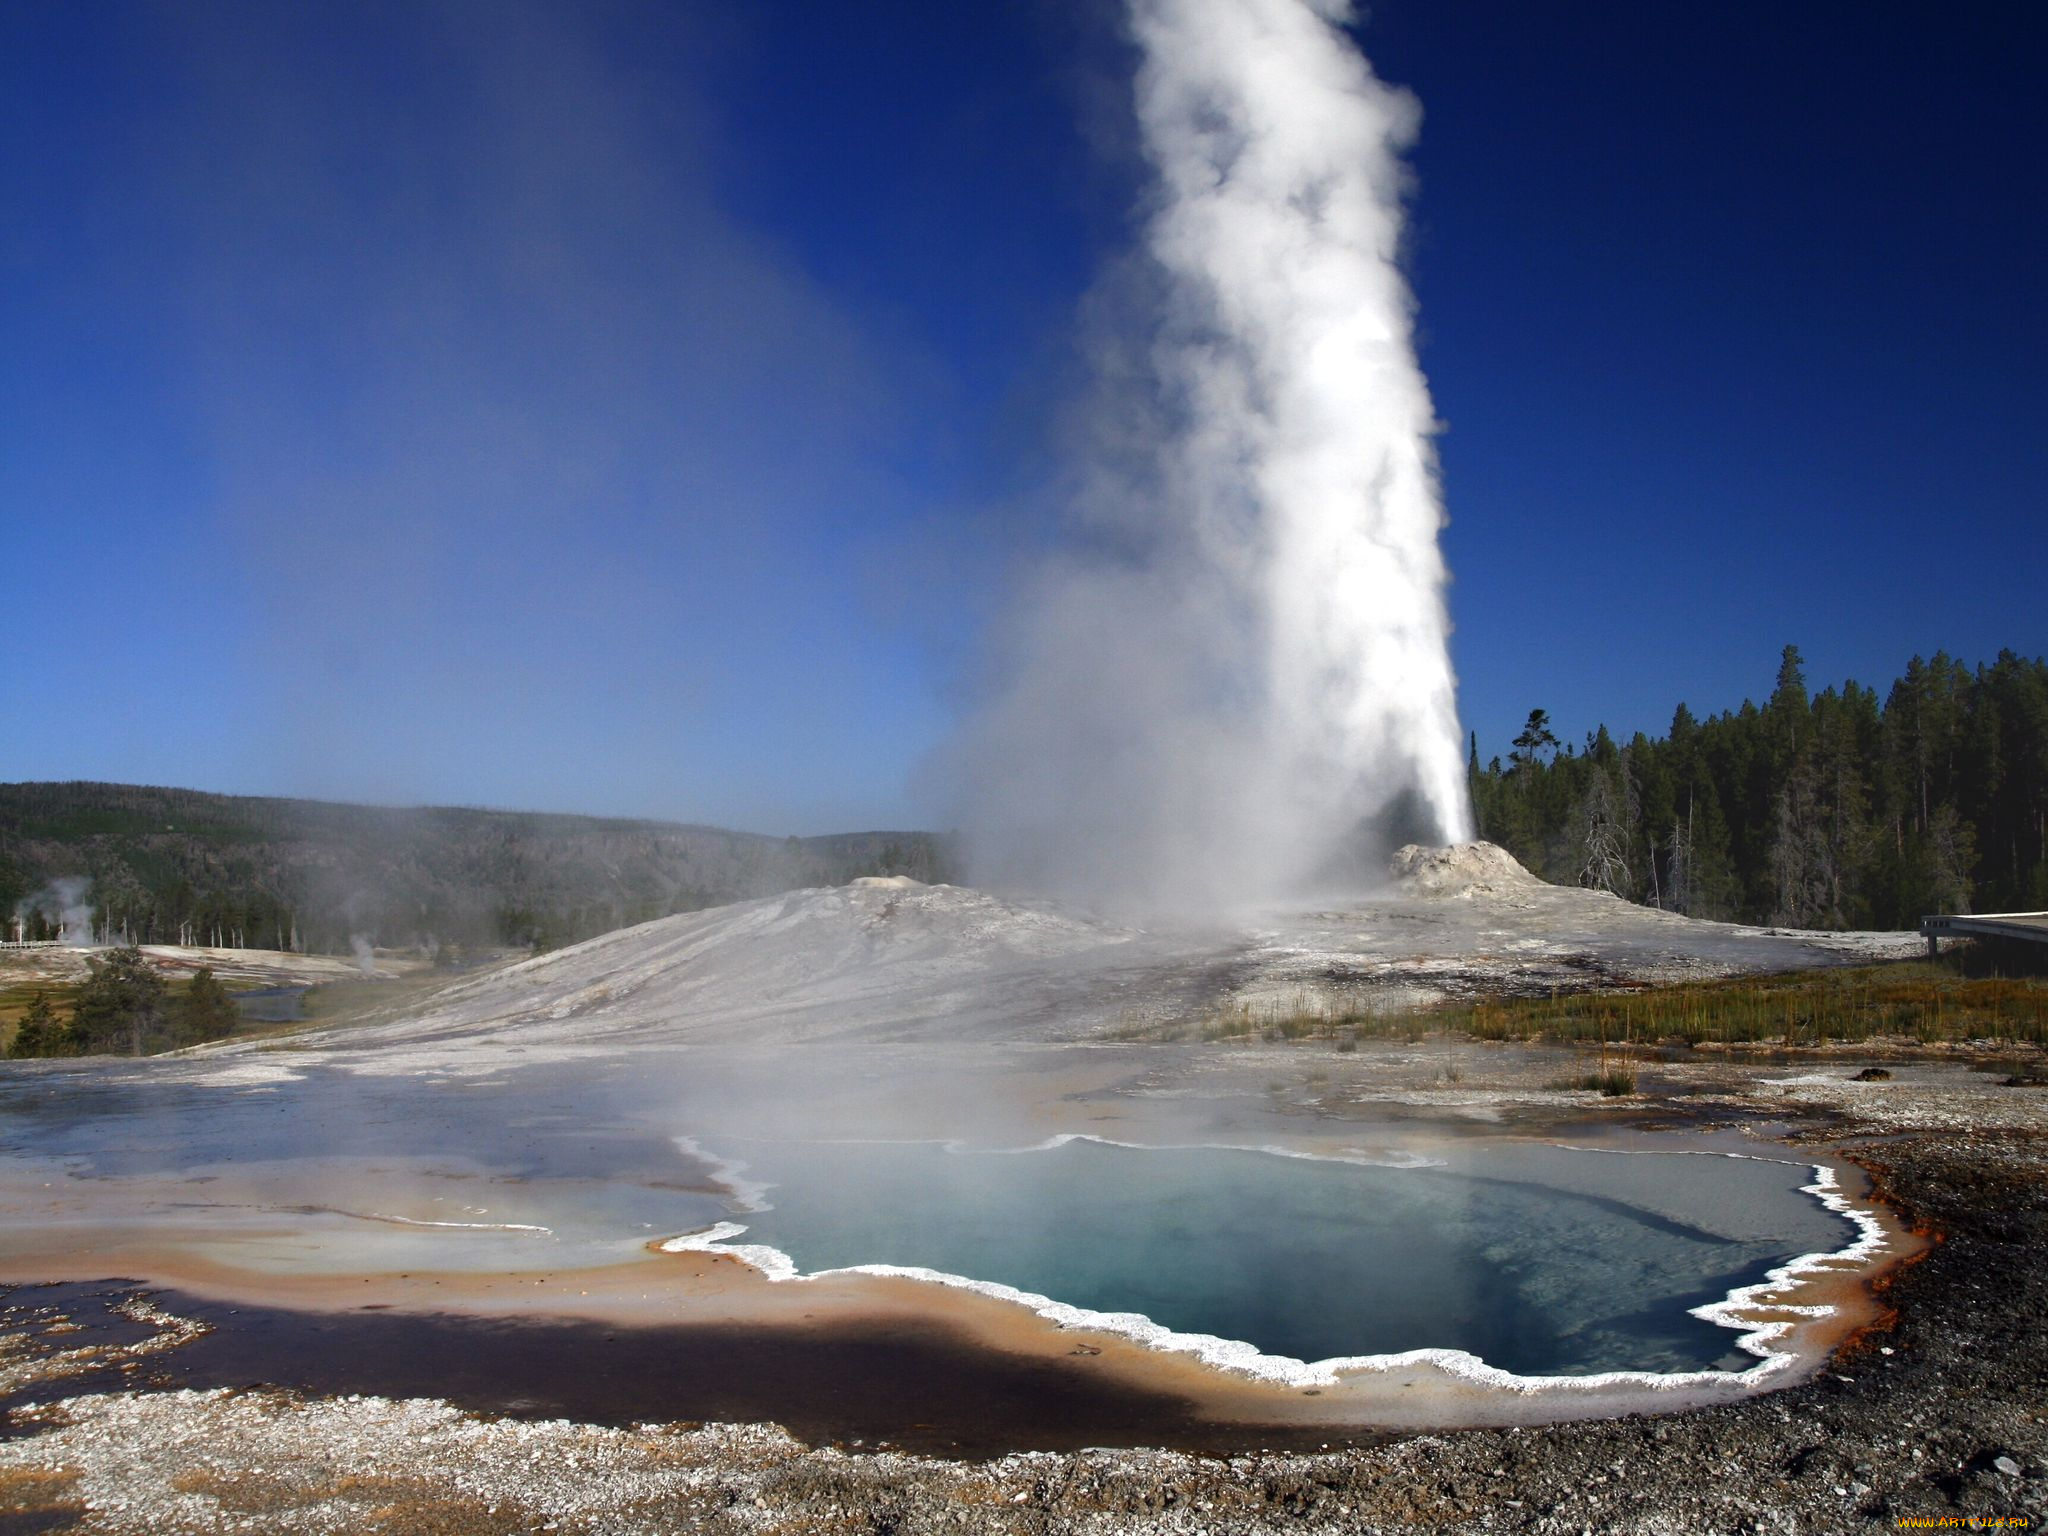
[12,877,96,947]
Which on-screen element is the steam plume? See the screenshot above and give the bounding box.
[15,877,95,946]
[957,0,1472,911]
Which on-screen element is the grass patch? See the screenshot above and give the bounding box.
[287,970,471,1033]
[0,980,78,1028]
[1101,958,2048,1053]
[2,981,78,1053]
[1106,989,1421,1044]
[1,967,468,1054]
[1430,962,2048,1050]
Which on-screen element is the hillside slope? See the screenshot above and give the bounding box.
[0,781,950,955]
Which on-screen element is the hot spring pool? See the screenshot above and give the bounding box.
[671,1134,1870,1380]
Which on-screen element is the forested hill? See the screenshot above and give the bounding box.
[1471,649,2048,930]
[0,782,952,955]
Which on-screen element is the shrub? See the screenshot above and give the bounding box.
[1551,1069,1636,1096]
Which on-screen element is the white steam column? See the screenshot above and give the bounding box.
[1135,0,1472,861]
[960,0,1472,910]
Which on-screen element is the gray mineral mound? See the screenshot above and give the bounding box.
[1388,841,1541,897]
[258,856,1922,1064]
[369,879,1142,1044]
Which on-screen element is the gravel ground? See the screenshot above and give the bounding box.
[3,1073,2044,1534]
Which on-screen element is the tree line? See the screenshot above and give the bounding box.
[1469,648,2048,929]
[7,950,240,1058]
[0,783,955,956]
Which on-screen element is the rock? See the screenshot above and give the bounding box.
[1387,842,1542,897]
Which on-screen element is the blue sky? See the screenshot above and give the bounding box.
[3,0,2042,831]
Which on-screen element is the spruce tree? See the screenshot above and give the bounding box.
[70,946,168,1056]
[175,967,240,1045]
[1768,644,1812,763]
[8,991,60,1057]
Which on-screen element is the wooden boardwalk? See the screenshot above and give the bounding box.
[1920,911,2048,954]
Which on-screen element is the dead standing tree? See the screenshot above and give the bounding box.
[1665,797,1696,915]
[1576,768,1633,897]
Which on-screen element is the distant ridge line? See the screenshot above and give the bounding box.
[0,780,951,956]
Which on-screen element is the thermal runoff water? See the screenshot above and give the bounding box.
[961,0,1472,909]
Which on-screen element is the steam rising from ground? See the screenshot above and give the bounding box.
[957,0,1471,912]
[13,877,94,946]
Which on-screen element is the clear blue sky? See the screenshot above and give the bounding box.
[3,0,2042,830]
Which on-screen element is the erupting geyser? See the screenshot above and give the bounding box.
[959,0,1473,910]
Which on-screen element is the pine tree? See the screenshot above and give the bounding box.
[174,967,241,1045]
[1768,644,1812,769]
[70,946,168,1056]
[1922,805,1977,916]
[1509,710,1560,775]
[7,991,62,1058]
[1688,781,1742,920]
[1768,754,1838,927]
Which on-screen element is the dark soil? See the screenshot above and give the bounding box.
[2,1283,1382,1460]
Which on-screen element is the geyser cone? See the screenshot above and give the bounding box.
[955,0,1473,912]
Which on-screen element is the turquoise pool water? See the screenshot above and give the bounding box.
[702,1135,1857,1377]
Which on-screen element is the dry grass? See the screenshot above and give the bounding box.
[1551,1068,1638,1096]
[1105,988,1411,1044]
[1108,961,2048,1052]
[1438,963,2048,1050]
[256,966,494,1039]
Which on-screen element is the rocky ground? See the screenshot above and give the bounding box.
[2,1069,2042,1535]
